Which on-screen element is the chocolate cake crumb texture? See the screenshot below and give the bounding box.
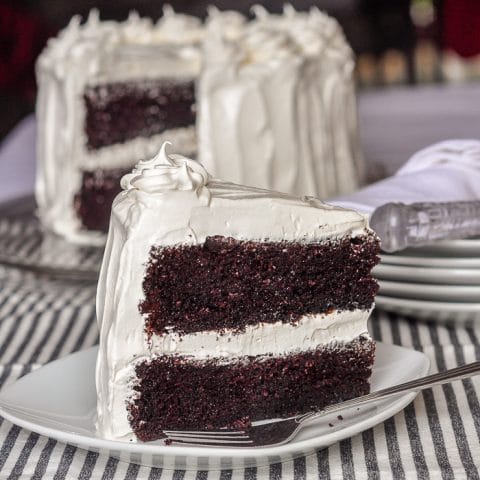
[129,337,375,442]
[84,79,195,150]
[140,235,380,336]
[74,168,129,232]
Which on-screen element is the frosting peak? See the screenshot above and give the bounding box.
[244,26,299,63]
[202,5,352,69]
[121,142,210,201]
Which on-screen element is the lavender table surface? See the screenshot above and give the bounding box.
[0,83,480,479]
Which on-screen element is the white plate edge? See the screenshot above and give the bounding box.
[374,263,480,277]
[376,295,480,311]
[380,254,480,268]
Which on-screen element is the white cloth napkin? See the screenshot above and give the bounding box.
[331,140,480,214]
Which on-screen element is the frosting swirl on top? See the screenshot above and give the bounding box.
[121,142,210,202]
[157,5,204,44]
[244,26,299,64]
[203,5,352,68]
[37,7,204,73]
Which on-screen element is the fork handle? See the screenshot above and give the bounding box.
[301,360,480,423]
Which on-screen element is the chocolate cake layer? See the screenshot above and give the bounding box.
[74,168,129,232]
[141,235,380,336]
[129,336,375,442]
[84,79,196,150]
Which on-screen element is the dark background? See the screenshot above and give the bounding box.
[1,0,479,142]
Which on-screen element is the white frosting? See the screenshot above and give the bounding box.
[198,5,364,199]
[35,8,202,244]
[205,6,247,40]
[80,126,197,171]
[120,142,209,198]
[149,309,370,360]
[95,144,374,441]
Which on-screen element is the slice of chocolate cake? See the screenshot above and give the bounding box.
[95,142,380,442]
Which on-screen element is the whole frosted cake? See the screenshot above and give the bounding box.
[95,143,379,442]
[36,6,363,245]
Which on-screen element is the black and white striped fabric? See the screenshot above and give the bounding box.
[0,267,479,479]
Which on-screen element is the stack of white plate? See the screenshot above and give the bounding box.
[373,238,480,322]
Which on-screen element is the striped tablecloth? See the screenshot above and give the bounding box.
[0,266,479,479]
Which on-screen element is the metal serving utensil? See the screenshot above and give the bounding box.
[162,360,480,448]
[369,201,480,252]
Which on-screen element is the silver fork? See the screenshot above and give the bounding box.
[163,360,480,448]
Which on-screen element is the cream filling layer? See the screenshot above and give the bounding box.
[80,126,197,170]
[149,308,372,360]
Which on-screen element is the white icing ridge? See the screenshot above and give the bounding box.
[95,144,375,441]
[198,5,364,199]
